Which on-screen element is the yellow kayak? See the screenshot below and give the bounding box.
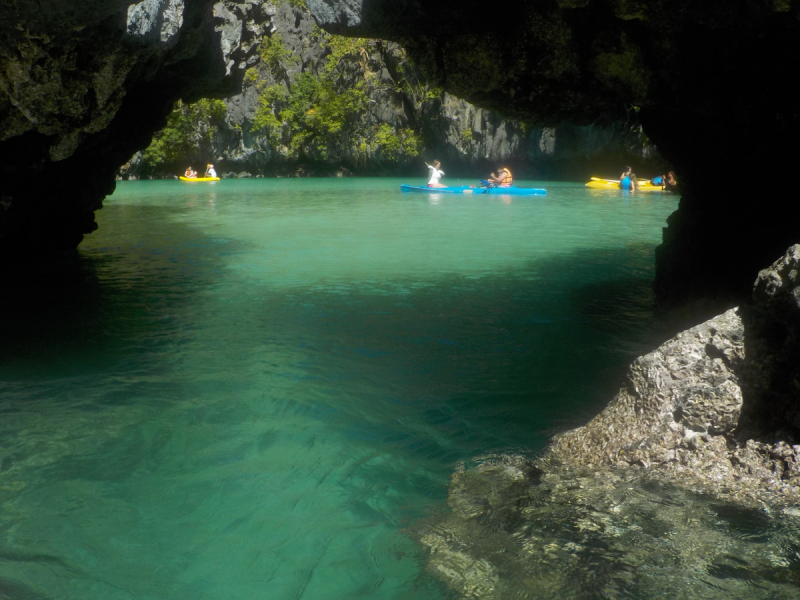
[585,177,666,192]
[180,176,220,182]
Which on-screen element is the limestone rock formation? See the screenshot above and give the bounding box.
[126,2,661,178]
[543,244,800,504]
[3,0,797,301]
[417,245,800,598]
[0,0,271,253]
[308,0,800,307]
[545,308,745,474]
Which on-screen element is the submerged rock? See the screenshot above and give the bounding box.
[418,455,800,599]
[417,245,800,598]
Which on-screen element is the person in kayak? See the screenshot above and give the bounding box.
[185,166,197,178]
[425,160,446,188]
[619,166,633,190]
[205,163,217,178]
[489,167,513,187]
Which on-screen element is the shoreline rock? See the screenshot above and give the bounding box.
[417,245,800,598]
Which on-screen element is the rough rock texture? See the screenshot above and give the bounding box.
[544,245,800,504]
[308,0,800,307]
[417,246,800,598]
[541,303,800,507]
[545,308,746,474]
[418,455,800,599]
[0,0,271,253]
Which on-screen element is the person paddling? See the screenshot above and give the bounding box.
[205,163,217,178]
[425,160,446,188]
[488,166,513,187]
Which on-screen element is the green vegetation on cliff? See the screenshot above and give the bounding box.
[141,28,423,176]
[139,99,227,176]
[251,33,422,166]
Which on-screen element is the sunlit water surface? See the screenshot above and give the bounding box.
[2,178,778,599]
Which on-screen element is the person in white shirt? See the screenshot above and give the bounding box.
[205,163,217,178]
[425,160,446,188]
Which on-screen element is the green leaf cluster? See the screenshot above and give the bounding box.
[143,27,427,174]
[275,0,307,8]
[252,34,422,164]
[141,98,226,174]
[372,124,422,161]
[259,34,295,78]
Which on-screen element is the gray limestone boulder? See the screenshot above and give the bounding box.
[539,245,800,504]
[417,245,800,599]
[544,308,745,471]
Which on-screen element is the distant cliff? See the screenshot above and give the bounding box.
[122,2,667,180]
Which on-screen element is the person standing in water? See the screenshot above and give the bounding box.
[620,166,633,190]
[425,160,446,188]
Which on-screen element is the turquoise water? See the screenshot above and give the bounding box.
[1,178,679,599]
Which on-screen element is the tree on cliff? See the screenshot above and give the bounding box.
[138,99,228,177]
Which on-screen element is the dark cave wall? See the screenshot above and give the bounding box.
[0,0,270,253]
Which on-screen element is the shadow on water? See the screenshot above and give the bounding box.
[5,196,789,599]
[236,240,668,457]
[0,227,669,480]
[0,204,243,380]
[1,229,666,445]
[0,577,54,600]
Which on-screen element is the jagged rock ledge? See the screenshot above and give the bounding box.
[417,245,800,598]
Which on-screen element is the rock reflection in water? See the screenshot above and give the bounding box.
[416,455,800,599]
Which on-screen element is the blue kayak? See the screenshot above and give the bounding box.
[400,184,546,196]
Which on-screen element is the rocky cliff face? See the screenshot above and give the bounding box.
[124,2,663,179]
[307,0,800,308]
[0,0,270,253]
[416,245,800,599]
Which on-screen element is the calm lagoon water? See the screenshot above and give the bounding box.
[0,178,682,598]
